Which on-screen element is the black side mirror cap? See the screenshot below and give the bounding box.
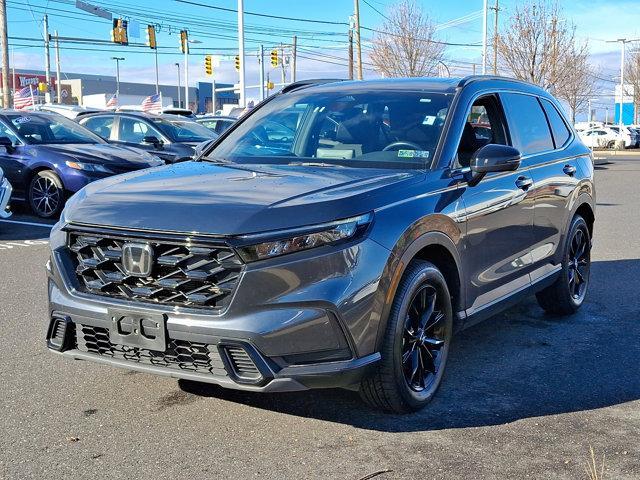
[142,135,162,147]
[0,136,14,152]
[468,144,521,186]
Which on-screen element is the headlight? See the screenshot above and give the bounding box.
[236,213,372,262]
[49,219,67,250]
[65,160,113,173]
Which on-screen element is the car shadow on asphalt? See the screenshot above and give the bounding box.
[179,259,640,432]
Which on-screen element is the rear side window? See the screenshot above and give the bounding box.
[501,93,553,156]
[82,116,114,140]
[541,99,571,148]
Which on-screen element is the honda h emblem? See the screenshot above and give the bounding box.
[121,243,154,277]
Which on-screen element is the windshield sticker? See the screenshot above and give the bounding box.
[398,150,430,159]
[13,116,31,124]
[422,115,436,125]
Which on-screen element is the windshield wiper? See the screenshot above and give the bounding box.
[288,161,346,168]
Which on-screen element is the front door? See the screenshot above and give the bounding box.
[454,94,537,316]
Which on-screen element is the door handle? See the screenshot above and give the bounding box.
[563,164,576,176]
[515,176,533,191]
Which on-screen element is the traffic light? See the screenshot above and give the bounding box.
[270,49,278,67]
[180,30,189,54]
[204,55,213,76]
[110,18,128,45]
[146,25,157,49]
[37,82,48,93]
[234,55,240,72]
[266,81,275,90]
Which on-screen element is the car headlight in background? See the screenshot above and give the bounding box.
[236,213,373,262]
[65,160,113,173]
[49,219,67,251]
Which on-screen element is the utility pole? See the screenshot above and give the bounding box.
[0,0,10,108]
[54,30,61,103]
[280,43,286,84]
[348,27,354,80]
[175,62,181,107]
[482,0,488,74]
[154,46,159,95]
[211,79,216,113]
[259,45,265,101]
[184,45,189,109]
[353,0,363,80]
[588,98,592,122]
[490,0,499,75]
[43,14,51,103]
[292,35,297,83]
[111,57,124,96]
[237,0,246,107]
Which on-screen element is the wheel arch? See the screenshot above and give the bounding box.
[373,229,465,353]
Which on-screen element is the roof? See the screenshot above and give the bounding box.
[287,75,545,96]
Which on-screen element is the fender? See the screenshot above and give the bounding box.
[553,191,595,265]
[371,215,465,353]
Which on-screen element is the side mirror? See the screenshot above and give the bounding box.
[0,136,14,152]
[468,144,521,187]
[142,135,162,148]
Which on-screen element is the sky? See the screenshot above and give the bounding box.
[7,0,640,115]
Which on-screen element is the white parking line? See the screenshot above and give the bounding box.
[0,219,54,228]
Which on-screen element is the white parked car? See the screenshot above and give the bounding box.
[607,126,637,148]
[579,128,621,149]
[25,103,104,120]
[574,121,604,132]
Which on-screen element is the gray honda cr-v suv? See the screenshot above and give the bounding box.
[46,77,595,412]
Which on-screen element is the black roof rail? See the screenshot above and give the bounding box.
[457,75,536,89]
[280,78,345,94]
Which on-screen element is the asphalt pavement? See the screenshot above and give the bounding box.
[0,157,638,479]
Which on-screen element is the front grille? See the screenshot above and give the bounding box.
[77,324,227,376]
[67,230,243,311]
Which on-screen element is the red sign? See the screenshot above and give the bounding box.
[0,73,56,89]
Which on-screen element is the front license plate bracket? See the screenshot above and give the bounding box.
[108,309,167,351]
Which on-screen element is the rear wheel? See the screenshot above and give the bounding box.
[536,215,591,315]
[29,170,65,219]
[360,260,453,413]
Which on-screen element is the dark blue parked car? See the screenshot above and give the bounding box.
[0,110,163,218]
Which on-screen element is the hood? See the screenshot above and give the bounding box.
[64,161,424,235]
[39,143,161,168]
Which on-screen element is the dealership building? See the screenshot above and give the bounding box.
[1,69,239,114]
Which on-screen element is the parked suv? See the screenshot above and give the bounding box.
[46,77,595,412]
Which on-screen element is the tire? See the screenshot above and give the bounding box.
[360,260,453,413]
[28,170,65,219]
[536,215,591,315]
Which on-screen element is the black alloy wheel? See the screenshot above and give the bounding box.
[29,170,65,219]
[567,225,590,302]
[402,285,447,392]
[536,215,591,315]
[360,260,453,413]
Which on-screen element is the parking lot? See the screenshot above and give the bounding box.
[0,155,638,479]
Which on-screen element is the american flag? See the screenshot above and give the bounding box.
[106,93,118,108]
[141,93,162,113]
[14,86,35,109]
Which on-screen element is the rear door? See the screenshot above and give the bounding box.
[501,93,580,282]
[79,114,116,142]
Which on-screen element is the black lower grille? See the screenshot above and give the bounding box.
[67,230,243,311]
[77,324,227,376]
[223,345,262,381]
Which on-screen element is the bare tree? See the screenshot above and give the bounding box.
[498,1,585,93]
[369,0,444,77]
[555,43,598,123]
[625,50,640,124]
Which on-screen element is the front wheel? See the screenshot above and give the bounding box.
[360,260,453,413]
[536,215,591,315]
[28,170,65,219]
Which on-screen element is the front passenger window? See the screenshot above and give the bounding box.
[118,117,159,144]
[455,96,508,168]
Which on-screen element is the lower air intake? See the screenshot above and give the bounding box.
[222,345,263,383]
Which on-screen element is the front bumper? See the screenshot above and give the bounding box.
[46,234,390,392]
[0,177,12,218]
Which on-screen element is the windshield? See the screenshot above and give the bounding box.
[153,118,217,143]
[6,113,104,145]
[208,89,452,169]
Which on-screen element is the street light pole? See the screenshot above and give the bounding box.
[482,0,488,74]
[111,57,124,96]
[607,38,640,127]
[184,46,189,109]
[175,62,181,107]
[238,0,246,107]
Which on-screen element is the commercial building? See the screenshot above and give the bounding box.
[1,69,238,114]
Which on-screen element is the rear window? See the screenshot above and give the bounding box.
[541,99,571,148]
[501,93,553,156]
